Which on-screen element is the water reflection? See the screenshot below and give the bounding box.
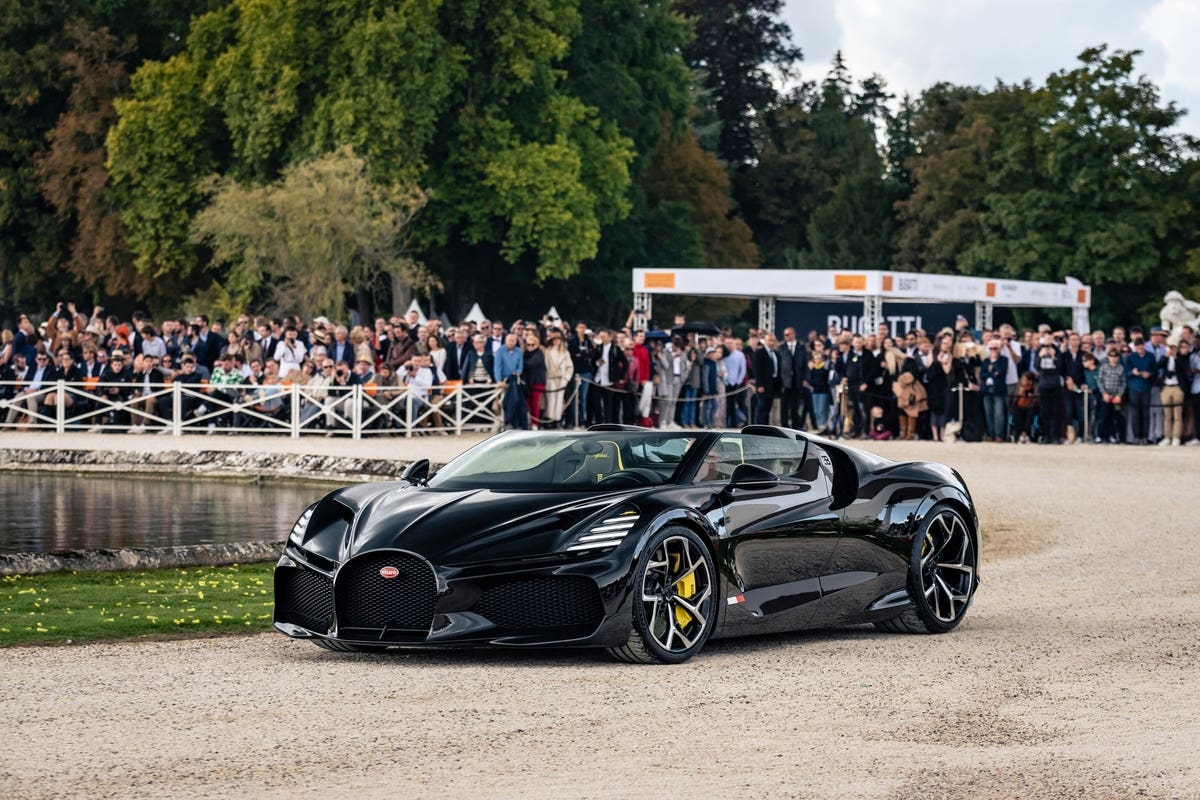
[0,472,325,553]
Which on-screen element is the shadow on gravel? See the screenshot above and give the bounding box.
[279,625,894,667]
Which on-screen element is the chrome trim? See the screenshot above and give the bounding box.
[868,588,912,612]
[589,521,637,533]
[577,532,630,542]
[566,542,619,552]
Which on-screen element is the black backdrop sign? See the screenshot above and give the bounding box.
[777,300,1010,339]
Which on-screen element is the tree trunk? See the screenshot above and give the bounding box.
[356,285,372,325]
[391,273,410,317]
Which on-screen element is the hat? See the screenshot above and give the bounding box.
[116,323,130,337]
[313,316,331,326]
[109,352,125,361]
[84,323,103,335]
[1150,326,1166,335]
[356,355,373,364]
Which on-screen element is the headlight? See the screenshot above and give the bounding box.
[564,508,640,553]
[289,505,316,546]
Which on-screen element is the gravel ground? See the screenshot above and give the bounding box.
[2,439,1198,799]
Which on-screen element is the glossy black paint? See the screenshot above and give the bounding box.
[274,426,980,651]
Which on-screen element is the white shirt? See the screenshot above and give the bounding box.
[596,343,612,386]
[273,340,307,377]
[404,366,434,399]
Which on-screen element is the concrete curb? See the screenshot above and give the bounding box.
[0,541,285,576]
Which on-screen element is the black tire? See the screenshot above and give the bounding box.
[312,638,391,653]
[875,503,978,635]
[608,526,716,664]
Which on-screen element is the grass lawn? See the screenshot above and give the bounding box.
[0,563,276,647]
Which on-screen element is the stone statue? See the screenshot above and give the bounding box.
[1160,291,1200,342]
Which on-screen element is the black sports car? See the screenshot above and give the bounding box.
[274,424,980,663]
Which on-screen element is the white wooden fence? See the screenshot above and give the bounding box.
[0,380,507,438]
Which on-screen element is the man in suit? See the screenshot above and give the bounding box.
[567,323,595,425]
[4,352,50,425]
[589,329,627,424]
[444,328,471,382]
[777,326,809,430]
[752,334,781,425]
[192,315,227,371]
[328,326,355,365]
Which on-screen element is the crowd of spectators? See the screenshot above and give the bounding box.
[2,301,1198,445]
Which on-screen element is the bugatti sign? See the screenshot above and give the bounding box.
[379,566,400,579]
[778,300,966,338]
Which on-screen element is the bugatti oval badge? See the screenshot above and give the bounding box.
[379,566,400,579]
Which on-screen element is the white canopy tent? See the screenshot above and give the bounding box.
[631,268,1093,334]
[462,302,488,325]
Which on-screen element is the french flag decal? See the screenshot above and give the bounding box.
[726,594,745,605]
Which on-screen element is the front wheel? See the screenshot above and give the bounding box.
[608,526,716,664]
[875,504,977,634]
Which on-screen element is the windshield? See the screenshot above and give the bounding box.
[428,432,701,491]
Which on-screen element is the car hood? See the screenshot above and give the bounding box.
[300,482,641,565]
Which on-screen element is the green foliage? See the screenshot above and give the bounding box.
[191,147,436,319]
[896,47,1199,328]
[742,55,895,269]
[674,0,801,165]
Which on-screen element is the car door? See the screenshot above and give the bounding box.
[695,433,841,636]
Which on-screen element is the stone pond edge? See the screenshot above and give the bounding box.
[0,448,430,575]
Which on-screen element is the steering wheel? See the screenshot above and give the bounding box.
[596,468,659,486]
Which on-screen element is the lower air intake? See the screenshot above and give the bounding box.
[275,567,334,632]
[474,576,604,631]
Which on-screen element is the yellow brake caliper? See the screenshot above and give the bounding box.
[671,552,696,627]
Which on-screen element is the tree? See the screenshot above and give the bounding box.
[108,0,636,313]
[644,125,758,270]
[35,23,149,297]
[741,55,895,268]
[895,48,1199,327]
[191,148,436,320]
[674,0,801,166]
[892,82,1024,275]
[1,0,219,315]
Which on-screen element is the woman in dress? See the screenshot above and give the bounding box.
[923,333,954,442]
[542,330,574,428]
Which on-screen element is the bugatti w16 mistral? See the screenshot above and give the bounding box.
[274,425,980,663]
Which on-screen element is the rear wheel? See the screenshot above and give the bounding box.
[875,504,977,634]
[608,526,715,664]
[312,639,391,653]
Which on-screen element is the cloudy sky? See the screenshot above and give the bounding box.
[781,0,1200,137]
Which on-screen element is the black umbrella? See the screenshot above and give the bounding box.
[644,330,671,341]
[672,321,720,336]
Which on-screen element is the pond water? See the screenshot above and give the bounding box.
[0,472,327,553]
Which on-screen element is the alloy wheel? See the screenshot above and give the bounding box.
[918,510,976,624]
[640,535,713,653]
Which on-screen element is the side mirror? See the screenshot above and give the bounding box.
[400,458,430,486]
[727,463,779,489]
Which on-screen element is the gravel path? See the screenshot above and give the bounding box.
[2,440,1198,799]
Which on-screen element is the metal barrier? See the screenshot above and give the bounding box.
[0,380,505,437]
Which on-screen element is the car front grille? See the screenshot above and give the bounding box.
[473,576,604,632]
[275,566,334,632]
[334,551,437,632]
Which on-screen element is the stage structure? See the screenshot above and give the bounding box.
[631,269,1092,336]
